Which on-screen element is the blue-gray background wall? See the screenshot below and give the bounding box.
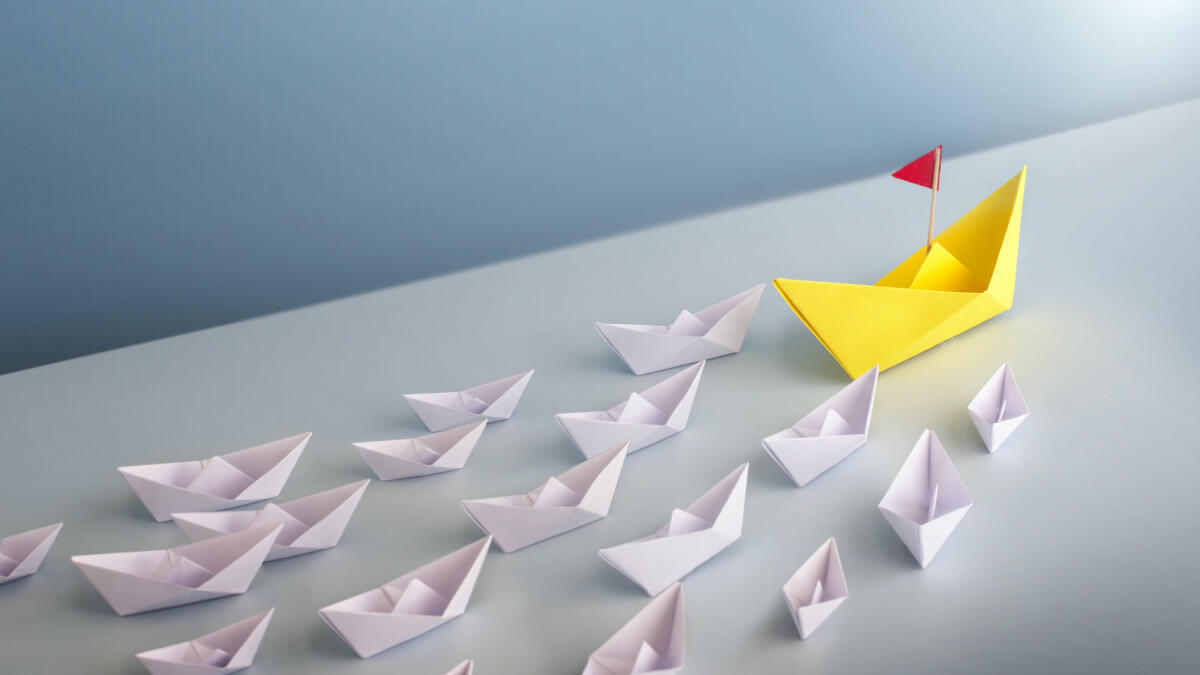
[4,0,1199,374]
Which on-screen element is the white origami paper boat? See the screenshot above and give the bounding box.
[557,362,705,458]
[135,608,274,675]
[582,582,684,675]
[319,536,492,658]
[782,538,847,639]
[596,284,766,375]
[119,432,312,522]
[0,522,63,585]
[599,463,748,595]
[878,430,972,567]
[405,370,534,432]
[73,525,282,616]
[353,421,487,480]
[462,441,629,552]
[762,365,878,486]
[172,480,369,561]
[444,660,474,675]
[968,363,1029,453]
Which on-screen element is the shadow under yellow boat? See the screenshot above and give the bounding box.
[774,167,1026,379]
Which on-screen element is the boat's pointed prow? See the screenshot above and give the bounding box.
[0,522,63,584]
[583,583,685,675]
[136,608,275,674]
[773,280,978,378]
[775,168,1026,378]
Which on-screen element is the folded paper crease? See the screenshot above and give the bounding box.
[775,168,1026,378]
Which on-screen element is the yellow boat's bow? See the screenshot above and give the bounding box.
[774,167,1026,378]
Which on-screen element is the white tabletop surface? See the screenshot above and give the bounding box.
[1,99,1198,674]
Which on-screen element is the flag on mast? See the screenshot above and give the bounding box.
[892,145,942,190]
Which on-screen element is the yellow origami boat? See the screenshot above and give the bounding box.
[774,167,1026,378]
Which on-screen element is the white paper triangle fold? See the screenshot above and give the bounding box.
[73,525,282,615]
[319,536,491,658]
[405,370,534,432]
[135,608,274,675]
[119,433,311,522]
[354,421,487,479]
[557,362,705,458]
[582,583,684,675]
[878,430,972,567]
[172,480,369,561]
[763,366,878,486]
[462,442,629,552]
[443,660,474,675]
[596,284,765,375]
[0,522,63,585]
[782,538,847,639]
[967,363,1029,452]
[599,464,747,595]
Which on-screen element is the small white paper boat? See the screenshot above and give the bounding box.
[782,538,847,639]
[596,284,765,375]
[462,441,629,552]
[135,608,274,675]
[557,362,705,458]
[599,463,748,595]
[444,660,474,675]
[73,525,282,616]
[967,363,1029,452]
[119,432,312,522]
[878,430,972,567]
[172,480,369,561]
[762,366,878,486]
[353,421,487,480]
[319,536,492,658]
[0,522,62,585]
[405,370,534,432]
[582,582,684,675]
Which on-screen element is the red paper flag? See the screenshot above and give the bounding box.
[892,145,942,191]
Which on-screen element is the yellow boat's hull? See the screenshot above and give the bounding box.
[775,168,1026,378]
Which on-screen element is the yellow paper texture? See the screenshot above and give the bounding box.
[774,167,1026,378]
[908,244,982,292]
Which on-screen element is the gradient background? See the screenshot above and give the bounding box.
[1,102,1198,672]
[4,0,1200,373]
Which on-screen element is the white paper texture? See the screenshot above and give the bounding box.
[405,370,534,432]
[462,441,629,552]
[878,430,972,567]
[136,608,274,675]
[599,463,747,595]
[354,421,487,479]
[173,480,368,561]
[119,433,311,522]
[0,522,63,585]
[73,525,282,615]
[443,660,474,675]
[557,362,705,458]
[582,583,684,675]
[319,536,491,658]
[967,363,1029,452]
[763,366,878,486]
[595,284,765,375]
[782,538,847,639]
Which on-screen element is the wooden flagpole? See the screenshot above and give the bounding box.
[926,146,941,254]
